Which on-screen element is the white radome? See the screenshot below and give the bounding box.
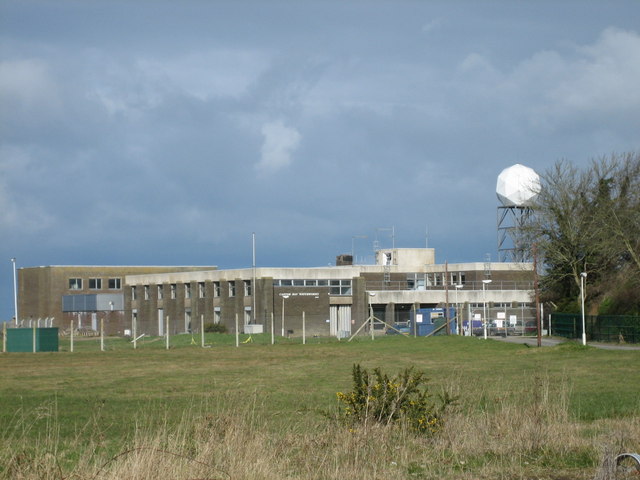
[496,164,540,207]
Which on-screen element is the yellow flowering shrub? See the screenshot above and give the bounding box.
[335,364,455,435]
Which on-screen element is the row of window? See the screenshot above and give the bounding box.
[273,279,352,295]
[69,278,121,290]
[469,302,533,308]
[132,280,252,301]
[131,278,355,301]
[406,272,467,288]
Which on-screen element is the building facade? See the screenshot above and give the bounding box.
[14,249,536,338]
[124,248,535,338]
[16,265,216,335]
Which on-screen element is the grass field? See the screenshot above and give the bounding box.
[1,334,639,479]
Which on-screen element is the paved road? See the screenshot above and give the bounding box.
[490,335,640,350]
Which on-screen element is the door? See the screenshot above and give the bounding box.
[330,305,351,338]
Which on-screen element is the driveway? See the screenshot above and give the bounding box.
[490,335,640,350]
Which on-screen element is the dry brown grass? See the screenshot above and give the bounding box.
[3,374,639,480]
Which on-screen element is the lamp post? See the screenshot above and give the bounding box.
[454,284,463,335]
[11,258,18,326]
[482,279,492,340]
[280,293,290,337]
[580,272,587,346]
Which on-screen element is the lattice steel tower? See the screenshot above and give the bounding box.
[496,164,540,262]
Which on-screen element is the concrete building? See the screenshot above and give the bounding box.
[15,249,536,338]
[125,248,535,338]
[16,265,216,335]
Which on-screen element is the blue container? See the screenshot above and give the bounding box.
[411,308,457,336]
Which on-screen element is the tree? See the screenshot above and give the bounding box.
[524,153,640,313]
[591,153,640,274]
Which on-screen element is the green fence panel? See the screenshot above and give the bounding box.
[551,313,640,343]
[6,328,59,352]
[551,313,579,339]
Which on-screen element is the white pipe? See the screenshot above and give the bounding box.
[11,258,18,325]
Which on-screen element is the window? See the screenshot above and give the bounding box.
[144,285,150,300]
[244,306,252,325]
[108,278,121,289]
[185,283,191,299]
[213,282,220,297]
[330,280,352,295]
[214,306,221,324]
[170,284,176,299]
[69,278,82,290]
[293,279,304,286]
[229,281,236,297]
[198,282,205,298]
[157,285,164,300]
[131,286,137,300]
[244,280,252,296]
[89,278,102,289]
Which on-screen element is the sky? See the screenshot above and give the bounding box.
[1,0,640,320]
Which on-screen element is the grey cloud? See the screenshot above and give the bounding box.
[2,0,640,320]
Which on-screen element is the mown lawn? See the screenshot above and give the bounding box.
[1,334,639,479]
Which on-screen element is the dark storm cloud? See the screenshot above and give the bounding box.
[1,0,640,319]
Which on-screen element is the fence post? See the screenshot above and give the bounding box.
[100,317,104,352]
[70,319,74,353]
[271,312,275,345]
[165,315,170,350]
[2,321,6,353]
[235,314,239,347]
[200,314,204,348]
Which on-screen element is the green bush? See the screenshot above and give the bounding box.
[203,323,227,334]
[336,364,455,435]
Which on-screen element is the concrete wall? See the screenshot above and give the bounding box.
[19,266,215,333]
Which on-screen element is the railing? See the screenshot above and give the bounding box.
[365,280,534,292]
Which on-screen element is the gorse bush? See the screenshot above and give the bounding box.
[336,364,455,435]
[203,323,227,333]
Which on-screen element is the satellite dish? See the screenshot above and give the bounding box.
[496,164,540,207]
